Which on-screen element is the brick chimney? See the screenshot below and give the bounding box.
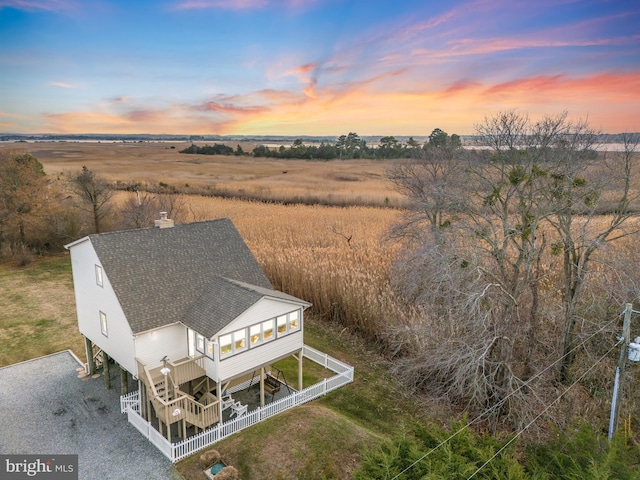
[154,212,174,229]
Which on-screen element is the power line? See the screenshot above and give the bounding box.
[389,314,621,480]
[465,339,622,479]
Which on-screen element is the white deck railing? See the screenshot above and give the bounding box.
[120,344,353,463]
[120,390,140,414]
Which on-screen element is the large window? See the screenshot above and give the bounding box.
[95,265,103,287]
[219,328,248,358]
[218,310,301,359]
[99,311,108,337]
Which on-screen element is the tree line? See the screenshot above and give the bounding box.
[0,152,189,263]
[180,129,462,160]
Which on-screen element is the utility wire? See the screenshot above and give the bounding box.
[465,339,622,479]
[389,313,621,480]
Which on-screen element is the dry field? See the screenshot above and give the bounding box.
[1,141,408,207]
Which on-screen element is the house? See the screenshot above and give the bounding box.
[65,214,311,441]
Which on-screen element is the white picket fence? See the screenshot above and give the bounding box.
[120,344,353,462]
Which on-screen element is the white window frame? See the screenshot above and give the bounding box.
[274,310,302,338]
[219,334,233,358]
[276,315,288,335]
[288,310,301,332]
[219,328,250,358]
[99,311,108,337]
[262,319,275,343]
[95,265,103,287]
[196,333,206,354]
[249,324,262,348]
[233,329,247,354]
[206,340,215,359]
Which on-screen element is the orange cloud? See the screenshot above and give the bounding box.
[194,101,269,115]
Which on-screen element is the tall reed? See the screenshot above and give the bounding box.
[180,194,409,342]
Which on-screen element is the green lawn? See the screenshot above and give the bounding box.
[0,255,84,367]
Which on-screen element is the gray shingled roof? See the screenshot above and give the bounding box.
[86,218,307,336]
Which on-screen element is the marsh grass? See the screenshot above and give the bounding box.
[163,194,412,343]
[8,142,408,208]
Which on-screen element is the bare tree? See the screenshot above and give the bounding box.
[69,166,114,233]
[119,190,190,229]
[120,190,157,229]
[387,134,464,243]
[387,112,640,426]
[546,132,640,381]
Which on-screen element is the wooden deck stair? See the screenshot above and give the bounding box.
[137,358,221,432]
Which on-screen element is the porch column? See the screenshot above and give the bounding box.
[260,367,265,408]
[84,336,95,375]
[139,380,147,420]
[120,367,128,395]
[298,349,303,391]
[103,351,111,390]
[165,409,171,442]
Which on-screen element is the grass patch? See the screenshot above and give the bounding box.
[177,405,379,480]
[0,254,83,367]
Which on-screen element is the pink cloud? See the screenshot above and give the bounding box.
[48,81,76,89]
[483,72,640,103]
[439,79,482,97]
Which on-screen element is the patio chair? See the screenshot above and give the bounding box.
[230,401,247,418]
[221,394,235,411]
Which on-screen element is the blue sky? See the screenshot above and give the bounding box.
[1,0,638,135]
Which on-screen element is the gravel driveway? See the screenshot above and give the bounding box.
[0,351,180,480]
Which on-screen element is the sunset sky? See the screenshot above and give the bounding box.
[0,0,638,136]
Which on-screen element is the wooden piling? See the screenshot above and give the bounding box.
[103,351,111,389]
[84,337,95,375]
[120,367,128,395]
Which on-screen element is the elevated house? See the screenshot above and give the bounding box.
[65,215,312,441]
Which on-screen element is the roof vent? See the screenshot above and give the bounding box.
[154,212,175,229]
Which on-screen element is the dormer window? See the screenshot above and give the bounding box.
[95,265,103,287]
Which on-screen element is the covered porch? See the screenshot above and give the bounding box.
[121,345,354,462]
[135,351,304,442]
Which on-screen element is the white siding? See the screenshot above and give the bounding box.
[204,355,217,380]
[68,239,136,374]
[134,324,189,370]
[218,330,303,381]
